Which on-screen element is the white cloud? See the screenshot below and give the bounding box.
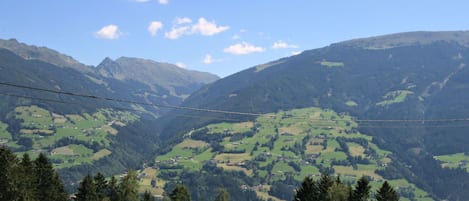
[203,54,213,64]
[272,40,298,49]
[223,42,265,55]
[165,17,229,39]
[135,0,149,2]
[192,18,229,36]
[148,21,163,36]
[231,34,240,40]
[165,26,190,39]
[95,25,121,40]
[175,62,186,68]
[158,0,169,4]
[175,17,192,24]
[292,51,302,56]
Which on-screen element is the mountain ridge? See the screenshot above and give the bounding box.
[154,31,469,200]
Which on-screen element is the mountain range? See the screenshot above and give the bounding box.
[2,31,469,200]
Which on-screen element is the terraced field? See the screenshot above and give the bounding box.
[153,107,433,200]
[2,105,138,168]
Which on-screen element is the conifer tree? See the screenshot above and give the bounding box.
[375,181,399,201]
[76,174,99,201]
[94,172,108,200]
[350,176,371,201]
[33,153,67,201]
[118,170,140,201]
[293,176,318,201]
[169,184,191,201]
[108,176,120,201]
[18,153,37,201]
[0,147,19,201]
[318,173,334,201]
[143,190,155,201]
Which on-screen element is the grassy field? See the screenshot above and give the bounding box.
[376,90,414,106]
[320,61,345,67]
[0,121,11,141]
[435,153,469,172]
[153,107,432,200]
[7,105,138,168]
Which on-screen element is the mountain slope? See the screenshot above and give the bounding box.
[97,56,218,102]
[156,31,469,200]
[0,39,218,187]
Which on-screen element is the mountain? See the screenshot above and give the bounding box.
[155,31,469,200]
[0,38,218,187]
[96,56,218,103]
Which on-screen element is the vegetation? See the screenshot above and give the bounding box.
[152,107,431,200]
[0,146,68,201]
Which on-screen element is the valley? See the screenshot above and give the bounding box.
[147,107,432,201]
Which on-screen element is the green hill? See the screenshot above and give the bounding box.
[0,39,218,187]
[149,107,432,201]
[155,31,469,200]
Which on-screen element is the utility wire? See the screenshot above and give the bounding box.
[2,81,469,124]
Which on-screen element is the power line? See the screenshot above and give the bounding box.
[2,81,469,124]
[0,81,263,117]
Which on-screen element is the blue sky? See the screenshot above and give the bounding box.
[1,0,469,77]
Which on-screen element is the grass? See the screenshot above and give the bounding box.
[434,152,469,171]
[92,149,112,160]
[345,100,358,107]
[0,121,12,140]
[320,61,345,67]
[10,105,139,168]
[333,165,383,179]
[376,90,414,106]
[176,139,209,148]
[347,142,366,157]
[151,106,431,201]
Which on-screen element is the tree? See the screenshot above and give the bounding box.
[118,170,140,201]
[76,174,99,201]
[108,176,119,201]
[350,176,371,201]
[375,181,399,201]
[18,153,37,201]
[329,182,350,201]
[0,147,19,201]
[33,153,67,201]
[169,184,191,201]
[94,172,108,200]
[293,176,319,201]
[142,190,154,201]
[318,173,334,201]
[214,189,230,201]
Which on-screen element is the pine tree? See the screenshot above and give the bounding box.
[293,176,319,201]
[318,173,334,201]
[169,184,191,201]
[214,189,230,201]
[108,176,119,201]
[76,174,99,201]
[94,172,108,200]
[18,153,37,201]
[143,190,155,201]
[118,170,140,201]
[33,153,67,201]
[375,181,399,201]
[0,147,19,201]
[350,176,371,201]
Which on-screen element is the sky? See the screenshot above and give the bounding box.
[1,1,469,77]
